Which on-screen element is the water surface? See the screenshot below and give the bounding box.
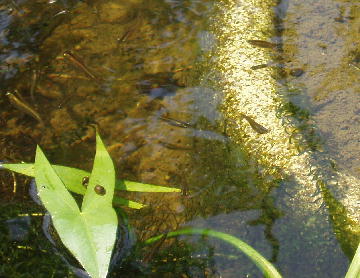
[0,0,358,277]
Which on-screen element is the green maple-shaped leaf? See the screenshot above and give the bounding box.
[34,132,118,278]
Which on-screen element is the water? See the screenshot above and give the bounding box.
[0,0,359,277]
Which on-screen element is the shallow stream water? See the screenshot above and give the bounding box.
[0,0,359,277]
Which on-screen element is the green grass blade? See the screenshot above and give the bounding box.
[345,243,360,278]
[144,228,282,278]
[115,179,181,192]
[114,196,145,209]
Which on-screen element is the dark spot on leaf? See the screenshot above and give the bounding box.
[94,185,106,195]
[82,176,89,188]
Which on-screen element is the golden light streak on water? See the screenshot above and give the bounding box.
[206,0,359,235]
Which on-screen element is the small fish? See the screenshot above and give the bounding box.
[349,62,360,71]
[173,65,193,73]
[6,92,44,125]
[251,62,285,71]
[30,69,38,103]
[181,183,190,197]
[9,0,24,15]
[159,141,192,150]
[240,113,269,134]
[118,28,133,43]
[94,184,106,195]
[247,40,279,49]
[159,115,192,128]
[251,64,269,70]
[47,73,89,80]
[117,14,142,43]
[63,50,101,82]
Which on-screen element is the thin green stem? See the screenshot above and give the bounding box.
[144,228,282,278]
[345,243,360,278]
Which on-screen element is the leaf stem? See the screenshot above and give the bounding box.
[144,228,282,278]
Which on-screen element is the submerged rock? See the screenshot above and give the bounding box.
[5,216,31,242]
